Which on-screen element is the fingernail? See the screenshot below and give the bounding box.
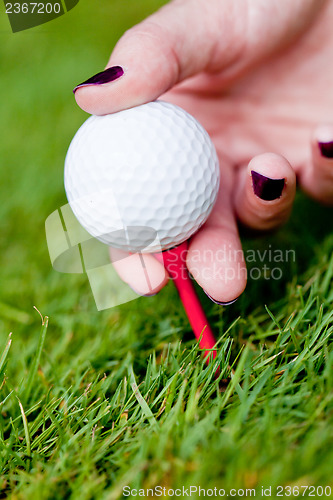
[318,141,333,159]
[204,290,239,306]
[251,171,285,201]
[73,66,124,93]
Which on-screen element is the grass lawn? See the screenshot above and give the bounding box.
[0,1,332,498]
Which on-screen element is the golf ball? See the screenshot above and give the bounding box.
[64,101,220,253]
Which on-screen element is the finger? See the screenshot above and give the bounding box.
[187,169,247,304]
[73,0,243,115]
[298,124,333,205]
[234,153,296,231]
[109,248,168,296]
[73,0,322,115]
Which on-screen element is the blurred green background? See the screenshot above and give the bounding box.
[0,0,171,355]
[0,1,332,497]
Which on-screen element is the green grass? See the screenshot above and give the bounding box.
[0,1,333,498]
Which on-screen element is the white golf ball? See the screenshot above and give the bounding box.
[64,101,220,253]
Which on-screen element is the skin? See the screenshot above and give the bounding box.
[75,0,333,302]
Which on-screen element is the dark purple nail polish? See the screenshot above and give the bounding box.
[251,171,285,201]
[204,290,239,306]
[318,141,333,159]
[73,66,124,93]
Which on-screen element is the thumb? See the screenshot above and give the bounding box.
[74,0,324,115]
[73,0,245,114]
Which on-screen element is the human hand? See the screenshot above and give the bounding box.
[73,0,333,303]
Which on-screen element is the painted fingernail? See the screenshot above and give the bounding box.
[73,66,124,93]
[251,171,285,201]
[204,290,239,306]
[318,141,333,159]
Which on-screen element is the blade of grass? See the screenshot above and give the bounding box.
[23,310,48,403]
[17,397,31,466]
[219,344,249,412]
[0,332,12,376]
[128,365,157,428]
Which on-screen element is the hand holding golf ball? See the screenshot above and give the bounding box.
[73,0,333,303]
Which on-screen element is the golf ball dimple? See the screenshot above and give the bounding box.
[64,101,220,253]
